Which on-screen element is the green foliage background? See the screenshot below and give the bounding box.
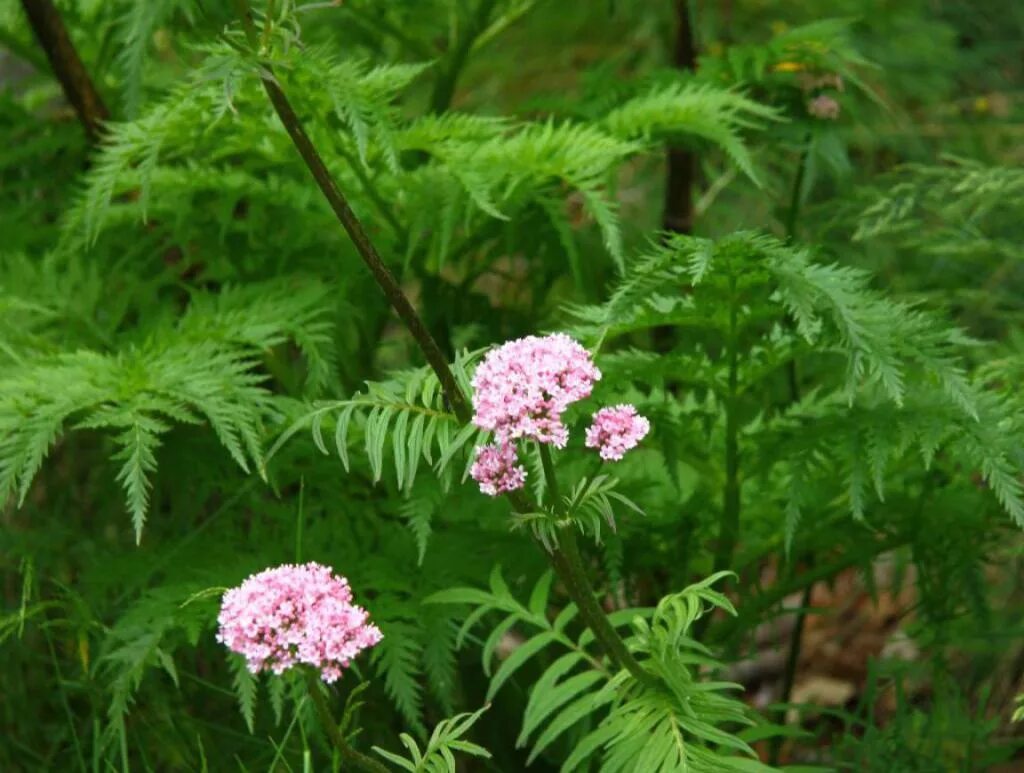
[1,0,1023,770]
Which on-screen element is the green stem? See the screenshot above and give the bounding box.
[554,527,653,685]
[783,131,812,245]
[768,570,814,765]
[428,0,497,114]
[769,138,816,763]
[783,132,811,401]
[537,444,653,685]
[233,3,471,424]
[713,272,741,577]
[537,442,561,508]
[303,671,388,773]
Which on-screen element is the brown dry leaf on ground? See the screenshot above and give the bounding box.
[736,554,919,716]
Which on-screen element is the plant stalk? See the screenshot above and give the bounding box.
[235,0,646,691]
[768,573,814,765]
[713,272,741,577]
[537,441,561,507]
[783,131,812,245]
[260,77,471,422]
[663,0,698,234]
[303,671,388,773]
[429,0,497,114]
[537,444,653,685]
[770,137,815,765]
[234,2,471,424]
[782,132,812,401]
[555,526,653,685]
[20,0,109,142]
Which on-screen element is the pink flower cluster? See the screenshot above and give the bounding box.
[216,562,382,683]
[470,442,527,496]
[585,405,651,461]
[807,94,841,120]
[471,333,601,448]
[467,333,651,494]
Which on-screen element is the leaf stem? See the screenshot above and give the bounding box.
[303,671,388,773]
[335,145,407,242]
[234,1,471,424]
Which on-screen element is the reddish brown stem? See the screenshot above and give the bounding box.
[20,0,109,142]
[234,2,471,423]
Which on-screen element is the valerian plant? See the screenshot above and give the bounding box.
[3,0,1024,770]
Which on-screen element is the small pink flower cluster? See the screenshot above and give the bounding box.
[217,562,382,683]
[807,94,841,120]
[469,333,652,495]
[470,442,527,496]
[585,405,651,461]
[471,333,601,448]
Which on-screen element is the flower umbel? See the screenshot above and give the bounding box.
[471,333,601,448]
[217,562,382,683]
[470,442,527,496]
[807,94,840,120]
[585,405,651,461]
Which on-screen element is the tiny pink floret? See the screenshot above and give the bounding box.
[216,562,382,683]
[585,404,650,461]
[470,442,527,496]
[471,333,601,448]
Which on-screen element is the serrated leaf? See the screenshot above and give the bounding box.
[229,655,257,733]
[486,631,557,701]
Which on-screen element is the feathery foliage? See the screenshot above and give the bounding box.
[373,704,492,772]
[4,0,1023,770]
